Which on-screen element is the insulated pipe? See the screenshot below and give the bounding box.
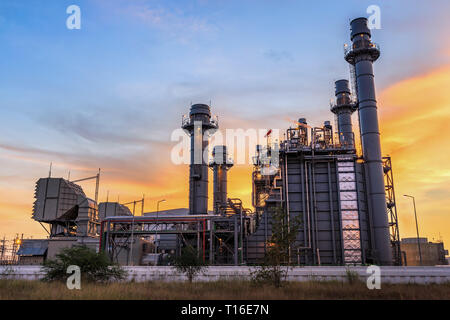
[331,79,356,148]
[182,104,218,215]
[345,17,392,265]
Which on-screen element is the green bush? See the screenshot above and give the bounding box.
[171,247,207,283]
[42,245,126,283]
[345,268,360,285]
[250,265,286,288]
[251,206,302,288]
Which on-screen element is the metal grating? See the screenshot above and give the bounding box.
[338,161,362,265]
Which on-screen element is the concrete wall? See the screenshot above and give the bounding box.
[402,242,448,266]
[18,256,45,265]
[2,266,450,284]
[47,238,78,260]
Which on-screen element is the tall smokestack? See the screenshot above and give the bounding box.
[182,104,218,215]
[331,79,356,148]
[209,145,233,214]
[345,17,392,265]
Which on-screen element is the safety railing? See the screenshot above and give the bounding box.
[344,41,380,56]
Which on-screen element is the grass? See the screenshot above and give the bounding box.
[1,280,450,300]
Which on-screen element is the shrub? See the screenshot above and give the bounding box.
[345,268,360,285]
[42,245,126,283]
[251,205,302,288]
[250,265,286,288]
[171,247,207,283]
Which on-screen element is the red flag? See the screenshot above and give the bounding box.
[265,129,272,138]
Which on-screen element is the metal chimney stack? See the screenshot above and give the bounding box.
[331,79,357,148]
[298,118,309,146]
[345,17,392,265]
[182,104,218,215]
[209,145,233,214]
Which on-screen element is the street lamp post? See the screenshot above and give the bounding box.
[403,194,423,266]
[155,199,166,254]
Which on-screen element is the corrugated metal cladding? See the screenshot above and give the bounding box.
[246,153,371,265]
[16,239,48,256]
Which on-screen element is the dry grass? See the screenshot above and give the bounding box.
[1,280,450,300]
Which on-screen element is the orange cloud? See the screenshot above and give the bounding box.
[2,65,450,254]
[379,65,450,247]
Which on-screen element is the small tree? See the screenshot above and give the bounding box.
[268,205,302,265]
[42,245,126,283]
[251,205,302,287]
[172,246,207,283]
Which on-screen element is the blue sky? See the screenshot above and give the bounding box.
[1,0,448,134]
[1,0,450,239]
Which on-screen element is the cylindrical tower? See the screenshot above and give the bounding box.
[323,120,333,146]
[331,79,357,148]
[345,17,392,265]
[298,118,308,146]
[209,145,233,214]
[182,104,218,215]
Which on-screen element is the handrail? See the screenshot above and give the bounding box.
[344,41,380,56]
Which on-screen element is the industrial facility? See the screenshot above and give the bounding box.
[15,17,442,267]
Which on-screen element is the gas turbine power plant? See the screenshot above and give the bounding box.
[18,17,406,266]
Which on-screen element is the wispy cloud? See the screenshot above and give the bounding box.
[263,49,294,63]
[99,0,216,44]
[379,64,450,244]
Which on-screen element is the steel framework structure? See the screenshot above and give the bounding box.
[383,156,402,265]
[99,215,248,265]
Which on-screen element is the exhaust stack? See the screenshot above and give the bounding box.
[331,79,356,148]
[209,145,233,214]
[345,17,392,265]
[182,104,218,215]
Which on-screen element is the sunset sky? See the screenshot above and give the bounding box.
[1,0,450,249]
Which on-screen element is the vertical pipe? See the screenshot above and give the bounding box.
[327,162,337,264]
[99,221,104,252]
[197,221,201,259]
[355,165,367,263]
[203,219,206,262]
[304,161,312,263]
[310,161,320,265]
[307,162,316,265]
[95,169,100,204]
[240,206,243,264]
[363,163,376,256]
[300,158,308,265]
[209,219,214,264]
[234,214,238,266]
[345,17,392,265]
[264,207,268,255]
[284,153,291,263]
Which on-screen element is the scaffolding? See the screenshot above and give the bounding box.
[0,235,23,265]
[100,214,250,266]
[383,156,402,265]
